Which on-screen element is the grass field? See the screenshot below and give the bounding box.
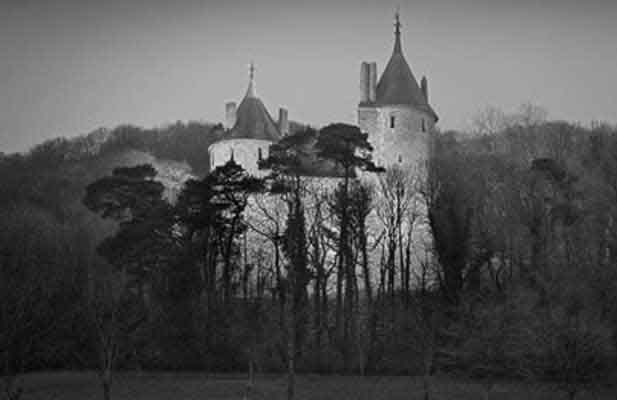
[17,372,616,400]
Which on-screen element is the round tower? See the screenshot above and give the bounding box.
[357,13,439,272]
[209,63,284,176]
[357,12,438,171]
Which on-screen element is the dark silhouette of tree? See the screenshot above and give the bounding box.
[426,146,474,305]
[0,206,84,400]
[347,180,377,374]
[84,276,144,400]
[83,164,177,300]
[315,123,383,371]
[175,159,263,371]
[260,129,315,400]
[83,164,172,399]
[178,160,263,308]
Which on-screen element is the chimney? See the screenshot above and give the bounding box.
[421,76,428,102]
[360,62,369,103]
[225,102,237,130]
[278,107,289,136]
[368,62,377,103]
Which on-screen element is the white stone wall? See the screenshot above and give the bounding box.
[358,104,436,275]
[358,105,434,171]
[244,171,432,294]
[208,138,273,176]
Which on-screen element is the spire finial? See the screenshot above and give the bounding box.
[393,8,402,54]
[246,61,257,98]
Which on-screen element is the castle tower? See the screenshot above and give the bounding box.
[358,12,438,170]
[208,63,286,175]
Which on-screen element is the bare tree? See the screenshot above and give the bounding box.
[471,106,508,136]
[533,311,612,400]
[84,270,145,400]
[316,123,383,371]
[511,102,548,129]
[305,185,332,370]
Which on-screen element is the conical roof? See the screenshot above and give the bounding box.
[225,63,282,142]
[375,14,438,121]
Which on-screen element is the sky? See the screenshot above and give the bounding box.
[1,0,616,153]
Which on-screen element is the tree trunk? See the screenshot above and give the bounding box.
[387,226,396,322]
[379,243,386,301]
[101,373,112,400]
[321,273,329,366]
[483,383,493,400]
[286,291,296,400]
[313,263,322,368]
[398,204,405,305]
[422,344,434,400]
[341,174,355,372]
[404,226,413,307]
[244,359,254,400]
[274,241,285,333]
[422,374,430,400]
[3,374,23,400]
[335,251,343,345]
[360,226,376,372]
[335,173,351,370]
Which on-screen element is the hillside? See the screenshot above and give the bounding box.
[2,121,224,218]
[0,118,312,251]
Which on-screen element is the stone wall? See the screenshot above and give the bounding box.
[358,104,434,171]
[358,103,436,274]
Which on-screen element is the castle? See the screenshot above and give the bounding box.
[208,12,437,177]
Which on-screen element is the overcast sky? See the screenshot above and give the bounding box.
[1,0,616,153]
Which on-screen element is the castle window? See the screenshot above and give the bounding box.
[398,155,402,163]
[390,116,396,128]
[258,148,263,161]
[422,119,426,132]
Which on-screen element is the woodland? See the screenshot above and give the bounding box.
[1,106,617,400]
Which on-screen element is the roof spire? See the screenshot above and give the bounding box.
[393,8,402,54]
[246,61,257,98]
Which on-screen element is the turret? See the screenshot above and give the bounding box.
[209,62,282,176]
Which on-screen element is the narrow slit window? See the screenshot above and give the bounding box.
[398,155,403,163]
[390,116,396,128]
[422,119,426,132]
[258,148,263,161]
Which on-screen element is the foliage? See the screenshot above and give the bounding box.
[2,115,617,388]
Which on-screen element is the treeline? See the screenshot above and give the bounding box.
[2,115,617,400]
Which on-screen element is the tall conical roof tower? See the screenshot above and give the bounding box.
[209,63,288,175]
[375,11,438,121]
[356,12,437,275]
[357,12,438,169]
[225,63,282,142]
